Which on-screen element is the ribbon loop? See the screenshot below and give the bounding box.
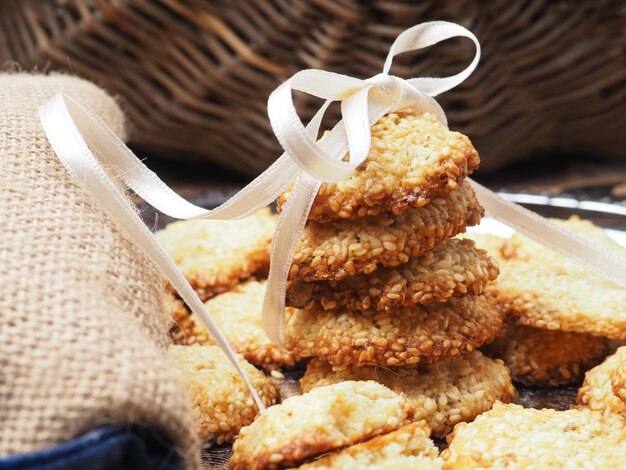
[384,21,481,97]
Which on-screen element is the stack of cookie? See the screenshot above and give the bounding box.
[280,111,515,437]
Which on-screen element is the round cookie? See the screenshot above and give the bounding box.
[291,182,483,282]
[277,111,480,223]
[287,238,498,312]
[577,348,626,418]
[285,295,504,367]
[483,322,606,386]
[230,381,412,470]
[155,208,275,301]
[297,422,443,470]
[301,350,515,437]
[494,217,626,338]
[169,280,301,370]
[442,403,626,469]
[169,345,279,444]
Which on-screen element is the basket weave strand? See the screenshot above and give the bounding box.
[1,0,624,176]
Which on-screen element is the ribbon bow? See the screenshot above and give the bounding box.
[38,21,626,409]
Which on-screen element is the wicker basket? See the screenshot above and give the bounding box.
[1,0,625,176]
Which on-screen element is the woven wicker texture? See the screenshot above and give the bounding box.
[0,1,624,176]
[0,73,199,468]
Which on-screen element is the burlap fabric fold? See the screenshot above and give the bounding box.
[0,74,199,468]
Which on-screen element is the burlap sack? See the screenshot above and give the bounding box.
[0,74,199,468]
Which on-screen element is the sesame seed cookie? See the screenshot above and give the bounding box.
[287,238,498,312]
[155,208,275,301]
[169,280,301,371]
[169,344,279,444]
[442,403,626,469]
[493,217,626,338]
[291,182,483,282]
[277,111,479,223]
[297,422,443,470]
[230,381,413,470]
[483,322,606,386]
[577,347,626,418]
[285,295,504,367]
[610,347,626,405]
[301,350,515,437]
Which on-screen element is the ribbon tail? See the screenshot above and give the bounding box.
[341,87,373,165]
[262,173,322,345]
[470,179,626,289]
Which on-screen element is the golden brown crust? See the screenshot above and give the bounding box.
[230,381,413,470]
[577,347,626,418]
[493,217,626,338]
[442,403,626,468]
[287,238,498,312]
[155,208,275,301]
[291,182,483,282]
[169,345,279,444]
[483,322,606,387]
[297,422,443,469]
[285,295,504,367]
[169,280,301,370]
[610,347,626,405]
[277,111,479,223]
[301,350,515,437]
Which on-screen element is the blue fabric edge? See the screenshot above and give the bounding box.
[0,425,182,470]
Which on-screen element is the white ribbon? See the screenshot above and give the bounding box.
[39,21,626,401]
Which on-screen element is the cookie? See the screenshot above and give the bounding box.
[169,280,301,370]
[291,182,483,282]
[483,322,606,386]
[297,422,443,469]
[169,344,279,444]
[285,295,504,367]
[610,347,626,405]
[155,208,275,301]
[442,403,626,468]
[287,238,498,312]
[230,381,413,470]
[277,111,479,223]
[577,347,626,418]
[301,350,515,437]
[493,217,626,338]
